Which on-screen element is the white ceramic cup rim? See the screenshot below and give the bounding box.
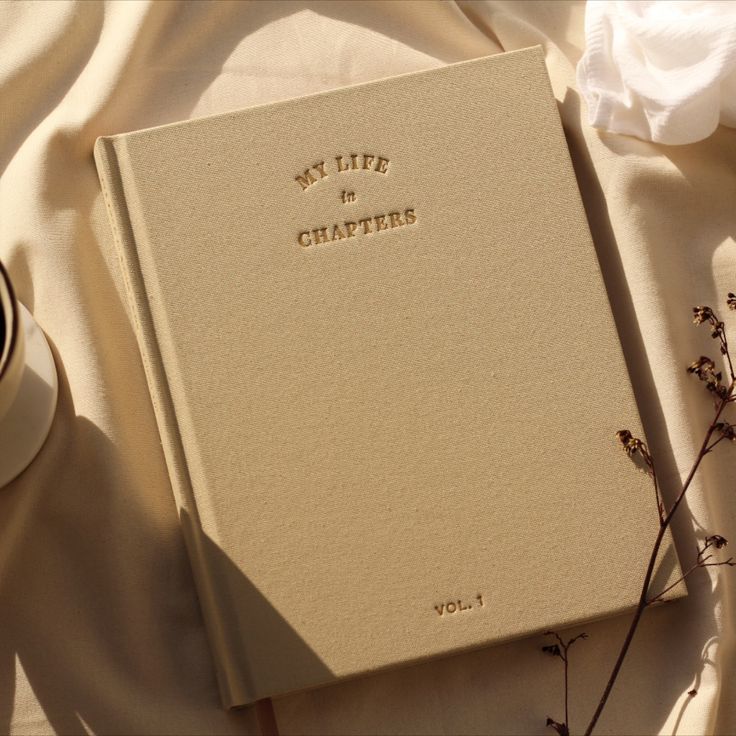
[0,260,19,383]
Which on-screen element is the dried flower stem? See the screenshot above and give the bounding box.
[544,632,589,736]
[544,296,735,736]
[585,350,736,736]
[649,536,735,604]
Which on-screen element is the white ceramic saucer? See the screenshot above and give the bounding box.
[0,302,58,488]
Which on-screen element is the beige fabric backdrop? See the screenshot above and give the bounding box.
[0,1,734,734]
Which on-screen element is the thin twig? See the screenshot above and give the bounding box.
[706,433,731,454]
[647,540,735,604]
[544,632,588,735]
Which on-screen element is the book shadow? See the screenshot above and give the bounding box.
[0,336,258,735]
[557,85,730,735]
[179,508,334,709]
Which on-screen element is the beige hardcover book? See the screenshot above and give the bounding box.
[93,46,683,709]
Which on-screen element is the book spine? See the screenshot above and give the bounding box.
[93,137,249,708]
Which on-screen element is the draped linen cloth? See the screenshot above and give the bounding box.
[0,1,734,734]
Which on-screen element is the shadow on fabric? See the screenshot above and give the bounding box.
[558,84,731,735]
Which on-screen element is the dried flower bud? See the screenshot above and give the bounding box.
[711,321,725,340]
[542,644,561,658]
[715,422,736,442]
[616,429,634,452]
[687,356,716,376]
[616,429,643,457]
[546,717,569,736]
[616,429,655,476]
[727,293,736,311]
[693,306,714,325]
[687,356,728,397]
[706,534,728,549]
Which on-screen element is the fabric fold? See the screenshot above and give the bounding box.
[577,0,736,144]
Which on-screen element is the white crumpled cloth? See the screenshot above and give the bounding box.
[577,0,736,144]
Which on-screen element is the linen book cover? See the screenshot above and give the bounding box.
[93,46,683,709]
